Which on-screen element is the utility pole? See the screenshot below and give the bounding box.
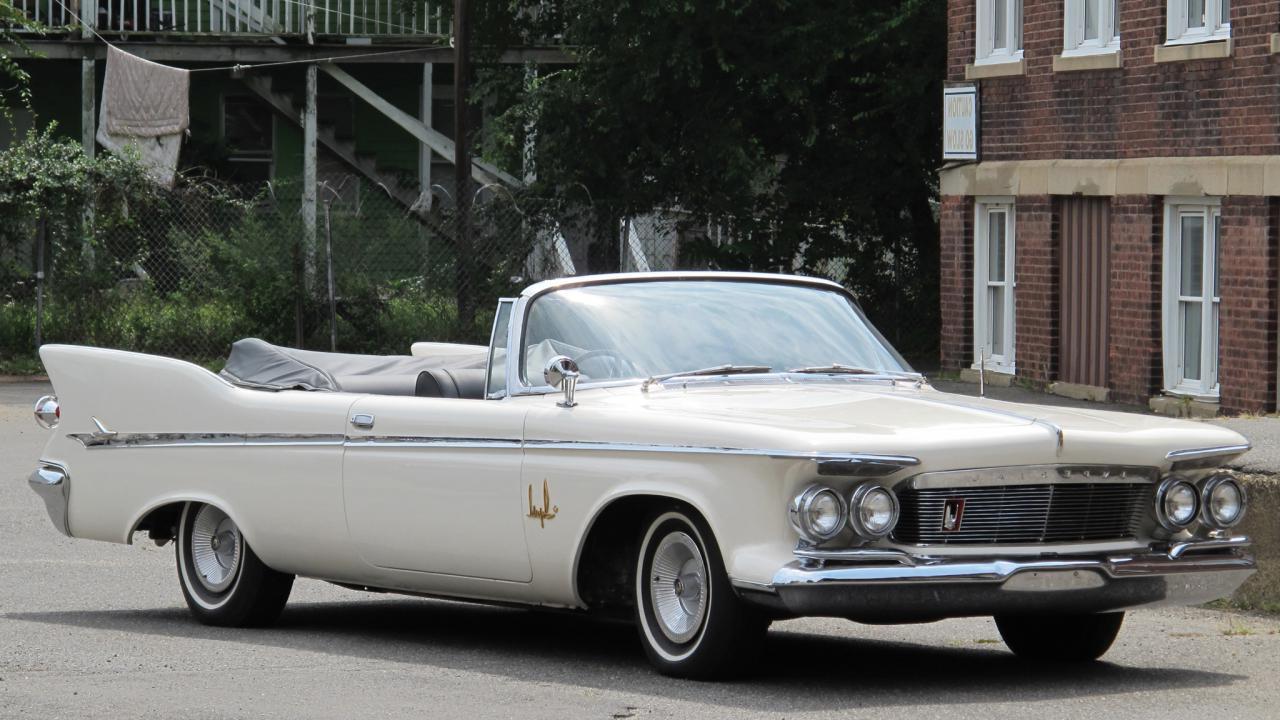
[452,0,475,329]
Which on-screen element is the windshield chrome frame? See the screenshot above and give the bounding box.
[503,272,913,399]
[485,297,517,399]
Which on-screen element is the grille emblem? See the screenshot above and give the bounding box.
[941,497,966,532]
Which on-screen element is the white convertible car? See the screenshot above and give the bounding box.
[29,272,1256,678]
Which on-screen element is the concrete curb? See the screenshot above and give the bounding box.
[1234,474,1280,612]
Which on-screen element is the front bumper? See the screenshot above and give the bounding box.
[749,539,1255,622]
[28,462,71,537]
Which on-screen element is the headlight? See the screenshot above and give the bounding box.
[850,482,900,539]
[33,395,59,429]
[1201,475,1246,528]
[1156,476,1200,530]
[790,485,847,543]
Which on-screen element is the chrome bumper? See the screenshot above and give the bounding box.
[28,463,71,537]
[753,538,1255,622]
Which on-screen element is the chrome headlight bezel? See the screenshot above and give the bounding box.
[849,482,900,539]
[789,485,848,543]
[1200,474,1247,529]
[33,395,60,429]
[1155,475,1200,531]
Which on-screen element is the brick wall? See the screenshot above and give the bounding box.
[1218,196,1278,414]
[948,0,1280,160]
[940,195,973,372]
[1014,196,1058,383]
[1106,195,1163,406]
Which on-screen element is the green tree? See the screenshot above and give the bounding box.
[478,0,944,362]
[0,0,39,111]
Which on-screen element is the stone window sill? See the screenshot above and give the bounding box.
[1053,52,1122,72]
[964,59,1026,80]
[1271,33,1280,54]
[1153,39,1232,64]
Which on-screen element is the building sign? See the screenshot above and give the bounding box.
[943,85,978,161]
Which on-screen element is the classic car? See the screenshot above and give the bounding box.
[28,272,1256,679]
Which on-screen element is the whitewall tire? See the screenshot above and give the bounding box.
[177,502,294,627]
[634,508,769,679]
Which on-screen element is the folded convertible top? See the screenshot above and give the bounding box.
[220,338,488,393]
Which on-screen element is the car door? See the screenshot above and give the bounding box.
[341,395,531,582]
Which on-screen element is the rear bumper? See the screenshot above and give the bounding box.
[748,539,1255,622]
[28,462,71,537]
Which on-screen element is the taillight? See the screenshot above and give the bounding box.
[34,395,60,429]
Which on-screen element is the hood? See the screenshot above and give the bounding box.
[535,381,1250,473]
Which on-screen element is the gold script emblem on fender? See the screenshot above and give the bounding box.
[528,479,559,528]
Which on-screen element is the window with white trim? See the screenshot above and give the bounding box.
[974,200,1016,373]
[1167,0,1230,45]
[976,0,1024,65]
[1064,0,1120,56]
[1162,201,1220,397]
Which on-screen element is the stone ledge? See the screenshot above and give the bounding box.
[1154,39,1232,64]
[1271,33,1280,54]
[958,367,1015,387]
[1231,474,1280,611]
[1052,51,1121,73]
[1047,381,1109,403]
[1149,394,1221,419]
[964,59,1026,80]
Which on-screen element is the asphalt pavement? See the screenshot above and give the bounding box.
[2,380,1278,719]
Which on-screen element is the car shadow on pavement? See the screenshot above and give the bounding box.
[5,597,1242,712]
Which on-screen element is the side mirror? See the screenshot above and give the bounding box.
[543,355,580,408]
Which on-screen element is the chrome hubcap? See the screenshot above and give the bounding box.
[190,505,242,593]
[648,531,708,644]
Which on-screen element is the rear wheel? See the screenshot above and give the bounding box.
[994,612,1124,661]
[634,509,769,679]
[176,502,294,627]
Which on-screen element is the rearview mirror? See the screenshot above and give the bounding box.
[543,355,580,408]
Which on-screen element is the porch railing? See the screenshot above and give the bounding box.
[9,0,448,38]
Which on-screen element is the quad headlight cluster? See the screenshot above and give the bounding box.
[1155,473,1247,532]
[790,482,900,544]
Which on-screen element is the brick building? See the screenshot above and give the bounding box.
[940,0,1280,415]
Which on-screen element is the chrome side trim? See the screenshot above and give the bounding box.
[69,432,346,448]
[1166,443,1252,471]
[524,439,919,466]
[67,429,913,466]
[905,464,1157,490]
[1166,444,1252,462]
[28,462,71,536]
[345,436,523,449]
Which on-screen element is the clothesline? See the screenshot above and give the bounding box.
[48,0,446,75]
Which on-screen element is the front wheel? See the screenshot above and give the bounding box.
[994,612,1124,661]
[634,509,769,679]
[177,502,294,627]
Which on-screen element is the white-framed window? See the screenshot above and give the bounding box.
[974,199,1016,373]
[1162,200,1221,398]
[1166,0,1230,45]
[976,0,1024,65]
[1064,0,1120,56]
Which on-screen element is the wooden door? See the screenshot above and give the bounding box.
[1058,197,1110,388]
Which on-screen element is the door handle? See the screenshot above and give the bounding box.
[350,413,375,430]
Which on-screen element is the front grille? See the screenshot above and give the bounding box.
[892,483,1152,545]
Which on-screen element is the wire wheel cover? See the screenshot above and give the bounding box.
[648,531,708,645]
[190,505,242,594]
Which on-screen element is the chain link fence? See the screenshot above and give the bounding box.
[0,176,754,367]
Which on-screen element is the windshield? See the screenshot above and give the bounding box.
[520,279,910,385]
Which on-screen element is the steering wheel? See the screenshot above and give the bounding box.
[572,349,642,380]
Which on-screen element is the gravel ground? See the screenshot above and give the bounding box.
[3,380,1279,719]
